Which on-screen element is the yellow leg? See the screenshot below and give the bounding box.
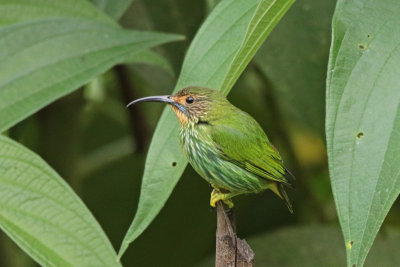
[210,189,235,208]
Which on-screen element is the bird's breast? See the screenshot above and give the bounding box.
[179,126,217,177]
[178,125,268,193]
[179,126,213,159]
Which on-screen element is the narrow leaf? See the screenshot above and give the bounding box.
[0,18,183,133]
[220,0,294,93]
[0,135,121,266]
[119,0,294,257]
[326,0,400,266]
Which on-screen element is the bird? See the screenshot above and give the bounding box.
[127,86,294,213]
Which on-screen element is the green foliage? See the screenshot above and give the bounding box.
[255,0,336,133]
[90,0,134,20]
[0,0,114,25]
[326,0,400,266]
[0,12,182,132]
[123,50,175,77]
[0,0,400,266]
[138,0,206,71]
[118,0,294,258]
[0,135,120,266]
[0,0,181,265]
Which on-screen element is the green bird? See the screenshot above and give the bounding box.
[127,87,293,213]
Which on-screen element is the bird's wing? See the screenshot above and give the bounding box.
[210,110,290,185]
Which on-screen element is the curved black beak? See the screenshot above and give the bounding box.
[126,95,174,108]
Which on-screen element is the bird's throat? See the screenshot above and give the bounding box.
[171,105,189,125]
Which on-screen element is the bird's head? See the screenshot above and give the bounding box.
[127,87,227,125]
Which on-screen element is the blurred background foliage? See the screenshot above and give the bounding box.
[1,0,400,266]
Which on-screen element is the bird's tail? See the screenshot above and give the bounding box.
[269,182,294,214]
[285,168,296,183]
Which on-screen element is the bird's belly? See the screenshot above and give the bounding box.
[194,158,267,194]
[181,133,267,194]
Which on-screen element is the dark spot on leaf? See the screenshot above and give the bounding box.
[172,162,177,167]
[367,34,371,38]
[359,44,366,49]
[350,241,354,246]
[356,132,364,139]
[352,264,356,267]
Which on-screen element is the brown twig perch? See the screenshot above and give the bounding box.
[215,202,254,267]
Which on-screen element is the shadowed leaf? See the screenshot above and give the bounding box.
[255,0,336,134]
[124,50,175,76]
[90,0,134,20]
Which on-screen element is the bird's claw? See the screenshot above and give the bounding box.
[210,189,234,209]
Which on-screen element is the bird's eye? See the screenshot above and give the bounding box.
[186,96,194,104]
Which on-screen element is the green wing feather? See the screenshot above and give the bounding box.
[210,107,291,186]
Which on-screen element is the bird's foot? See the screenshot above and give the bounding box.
[210,189,234,209]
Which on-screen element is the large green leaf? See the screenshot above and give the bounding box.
[0,135,121,266]
[255,0,335,134]
[326,0,400,266]
[1,0,172,72]
[0,17,182,133]
[119,0,294,258]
